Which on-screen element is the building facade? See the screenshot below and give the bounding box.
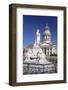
[40,24,57,56]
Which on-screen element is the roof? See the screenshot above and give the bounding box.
[26,43,33,49]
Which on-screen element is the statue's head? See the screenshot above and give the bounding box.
[37,29,39,33]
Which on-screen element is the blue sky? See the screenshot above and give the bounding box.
[23,15,57,47]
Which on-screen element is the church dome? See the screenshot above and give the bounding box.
[44,24,51,35]
[43,24,51,43]
[44,30,51,35]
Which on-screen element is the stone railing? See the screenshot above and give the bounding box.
[23,63,57,75]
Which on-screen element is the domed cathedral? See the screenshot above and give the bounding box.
[43,24,51,43]
[40,24,57,56]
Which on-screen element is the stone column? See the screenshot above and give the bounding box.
[46,48,48,56]
[52,48,53,55]
[49,48,50,56]
[42,48,45,54]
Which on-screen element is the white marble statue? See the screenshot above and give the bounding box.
[24,29,50,64]
[36,29,40,45]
